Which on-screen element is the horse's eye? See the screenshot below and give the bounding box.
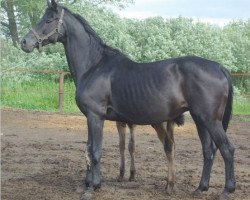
[46,19,52,24]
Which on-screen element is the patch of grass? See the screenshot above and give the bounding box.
[1,78,79,113]
[233,99,250,115]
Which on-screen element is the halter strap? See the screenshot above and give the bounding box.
[32,9,65,52]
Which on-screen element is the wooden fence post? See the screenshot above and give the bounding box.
[58,72,65,112]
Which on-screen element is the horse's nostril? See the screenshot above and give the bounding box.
[21,39,26,45]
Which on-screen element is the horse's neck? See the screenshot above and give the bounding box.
[63,15,104,85]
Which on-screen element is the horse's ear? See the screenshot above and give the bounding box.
[47,0,52,7]
[51,0,57,11]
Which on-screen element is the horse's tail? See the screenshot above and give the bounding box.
[220,66,234,132]
[174,114,185,126]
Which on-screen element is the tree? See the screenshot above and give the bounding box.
[62,0,133,8]
[1,0,19,47]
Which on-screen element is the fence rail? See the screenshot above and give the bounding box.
[1,68,250,111]
[231,73,250,77]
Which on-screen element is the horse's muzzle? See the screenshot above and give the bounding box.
[20,38,35,53]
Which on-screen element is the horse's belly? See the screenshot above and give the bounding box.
[105,100,172,124]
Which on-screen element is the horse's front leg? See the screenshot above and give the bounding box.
[85,112,104,190]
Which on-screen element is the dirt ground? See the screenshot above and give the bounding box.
[1,109,250,200]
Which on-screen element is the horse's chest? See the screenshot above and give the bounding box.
[75,78,110,116]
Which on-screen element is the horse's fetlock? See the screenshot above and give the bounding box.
[93,183,101,191]
[120,169,125,177]
[225,181,236,193]
[199,183,209,191]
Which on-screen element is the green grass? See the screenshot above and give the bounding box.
[233,99,250,115]
[1,78,79,113]
[1,78,250,115]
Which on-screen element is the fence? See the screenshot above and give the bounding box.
[1,69,250,112]
[1,69,72,112]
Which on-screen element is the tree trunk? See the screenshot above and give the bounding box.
[1,0,19,47]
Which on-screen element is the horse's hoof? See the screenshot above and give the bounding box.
[218,191,230,200]
[128,175,136,182]
[192,189,202,197]
[165,181,176,195]
[93,183,101,191]
[117,175,124,182]
[76,186,84,194]
[80,188,94,200]
[129,171,136,182]
[85,180,91,188]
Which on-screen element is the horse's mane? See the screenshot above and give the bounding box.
[62,6,123,56]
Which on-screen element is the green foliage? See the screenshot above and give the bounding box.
[1,39,67,70]
[233,87,250,115]
[79,0,134,8]
[233,100,250,115]
[223,21,250,72]
[0,39,67,81]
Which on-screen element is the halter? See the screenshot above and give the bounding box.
[32,9,65,52]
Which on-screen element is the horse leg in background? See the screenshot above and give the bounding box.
[192,116,217,196]
[116,122,126,182]
[152,122,176,195]
[128,124,136,181]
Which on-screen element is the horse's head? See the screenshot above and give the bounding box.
[21,0,66,53]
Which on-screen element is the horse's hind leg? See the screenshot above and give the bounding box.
[205,120,235,198]
[192,114,235,199]
[128,124,136,181]
[192,115,217,196]
[152,122,176,195]
[116,122,126,182]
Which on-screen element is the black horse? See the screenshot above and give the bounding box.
[21,1,235,199]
